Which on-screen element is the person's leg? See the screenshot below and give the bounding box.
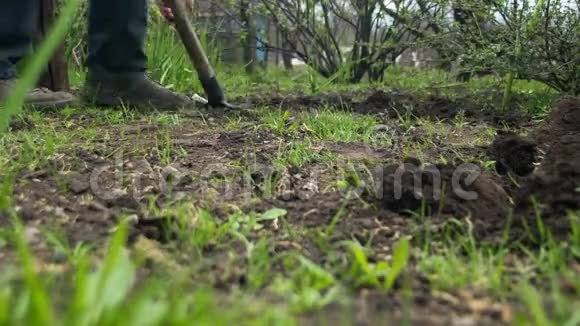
[85,0,195,110]
[0,0,75,108]
[0,0,37,79]
[86,0,147,79]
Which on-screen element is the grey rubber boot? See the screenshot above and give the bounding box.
[83,75,197,111]
[0,79,76,109]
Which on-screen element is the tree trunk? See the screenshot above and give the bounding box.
[350,0,373,83]
[281,38,294,70]
[240,0,257,73]
[33,0,70,91]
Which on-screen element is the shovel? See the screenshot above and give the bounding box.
[164,0,239,109]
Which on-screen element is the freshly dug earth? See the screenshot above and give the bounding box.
[355,90,529,126]
[532,97,580,150]
[487,131,537,176]
[244,89,530,126]
[375,157,511,239]
[374,96,580,242]
[355,90,461,120]
[515,97,580,239]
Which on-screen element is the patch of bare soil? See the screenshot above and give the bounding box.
[249,191,409,259]
[240,91,358,110]
[355,90,460,120]
[320,141,390,161]
[514,96,580,240]
[3,127,280,251]
[354,90,529,126]
[246,89,531,126]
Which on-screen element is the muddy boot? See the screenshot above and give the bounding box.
[0,79,76,109]
[83,75,196,111]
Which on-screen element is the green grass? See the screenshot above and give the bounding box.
[1,219,297,325]
[274,139,339,167]
[260,108,391,146]
[301,110,389,145]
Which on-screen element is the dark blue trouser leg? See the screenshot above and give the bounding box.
[0,0,148,80]
[87,0,148,79]
[0,0,38,79]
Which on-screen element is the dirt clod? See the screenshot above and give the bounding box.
[488,132,537,176]
[68,173,90,194]
[378,158,510,221]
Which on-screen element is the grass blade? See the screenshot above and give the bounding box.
[385,237,411,290]
[0,0,81,133]
[11,217,53,325]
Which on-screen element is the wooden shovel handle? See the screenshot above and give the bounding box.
[163,0,215,80]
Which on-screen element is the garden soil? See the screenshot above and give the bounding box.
[1,91,578,325]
